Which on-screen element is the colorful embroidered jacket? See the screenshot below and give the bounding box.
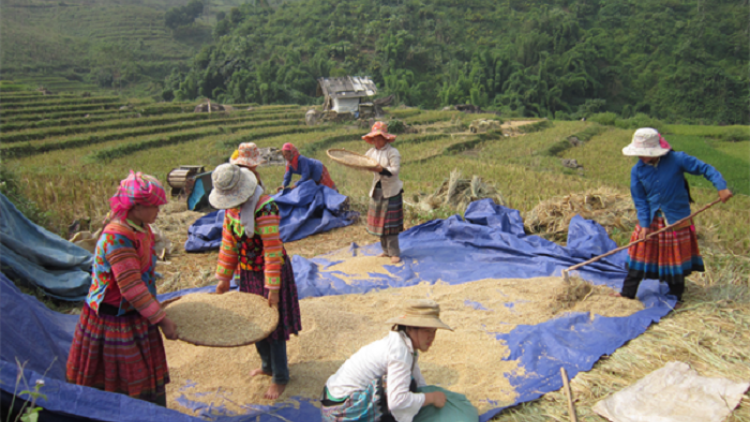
[215,195,286,290]
[85,220,165,325]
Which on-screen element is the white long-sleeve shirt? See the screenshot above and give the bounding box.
[366,144,403,199]
[325,331,427,422]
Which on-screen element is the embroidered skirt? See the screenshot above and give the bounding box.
[66,304,169,403]
[321,378,385,422]
[625,216,704,283]
[319,165,338,192]
[238,259,302,342]
[367,187,404,237]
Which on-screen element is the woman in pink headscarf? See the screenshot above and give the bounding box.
[278,143,337,192]
[67,171,178,406]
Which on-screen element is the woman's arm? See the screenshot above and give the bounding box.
[215,211,240,293]
[630,167,651,229]
[282,166,292,188]
[257,202,283,306]
[678,152,732,202]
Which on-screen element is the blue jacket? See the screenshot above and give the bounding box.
[283,155,324,188]
[630,151,726,228]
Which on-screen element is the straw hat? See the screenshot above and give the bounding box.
[208,164,258,210]
[362,121,396,144]
[622,128,670,157]
[230,142,265,167]
[386,299,453,331]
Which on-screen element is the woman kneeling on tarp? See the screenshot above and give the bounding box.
[278,142,338,192]
[66,171,178,406]
[321,299,475,422]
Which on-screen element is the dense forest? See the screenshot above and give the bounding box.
[163,0,749,124]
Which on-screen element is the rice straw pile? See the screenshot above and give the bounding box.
[166,291,278,347]
[165,276,643,416]
[404,169,506,213]
[524,187,636,241]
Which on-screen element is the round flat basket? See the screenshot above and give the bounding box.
[165,291,278,347]
[327,148,379,170]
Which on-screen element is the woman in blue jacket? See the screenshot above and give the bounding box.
[618,128,732,302]
[278,143,337,192]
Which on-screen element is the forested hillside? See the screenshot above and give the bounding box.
[165,0,749,124]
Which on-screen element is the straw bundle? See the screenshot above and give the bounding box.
[327,149,379,170]
[166,291,278,347]
[405,169,506,213]
[524,187,637,241]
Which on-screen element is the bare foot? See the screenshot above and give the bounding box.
[390,256,401,264]
[609,292,623,298]
[377,252,389,258]
[264,383,286,400]
[249,368,272,378]
[673,302,684,310]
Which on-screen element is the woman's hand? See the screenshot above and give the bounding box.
[638,226,650,241]
[277,186,284,193]
[268,290,280,307]
[423,391,447,408]
[158,316,178,340]
[719,189,733,203]
[373,164,383,173]
[215,279,231,294]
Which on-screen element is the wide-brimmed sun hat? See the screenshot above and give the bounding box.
[362,121,396,144]
[209,163,258,210]
[386,299,453,331]
[230,142,265,167]
[622,128,670,157]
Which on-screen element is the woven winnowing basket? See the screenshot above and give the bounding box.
[165,291,279,347]
[327,149,379,170]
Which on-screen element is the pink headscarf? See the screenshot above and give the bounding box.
[109,170,167,220]
[658,134,671,151]
[282,143,300,171]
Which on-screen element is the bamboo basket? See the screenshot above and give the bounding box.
[327,148,379,170]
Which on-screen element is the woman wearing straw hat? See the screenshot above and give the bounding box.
[210,163,302,400]
[617,128,732,303]
[230,142,266,188]
[321,299,451,422]
[364,121,405,264]
[66,171,177,406]
[278,142,338,192]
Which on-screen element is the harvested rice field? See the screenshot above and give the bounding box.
[164,275,644,417]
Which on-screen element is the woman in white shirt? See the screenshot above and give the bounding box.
[321,299,451,422]
[363,121,405,264]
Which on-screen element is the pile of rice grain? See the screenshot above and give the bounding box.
[166,291,278,347]
[166,276,643,416]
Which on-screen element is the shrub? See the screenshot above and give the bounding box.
[589,112,618,126]
[614,113,665,130]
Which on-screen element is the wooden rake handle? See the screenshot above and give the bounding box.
[562,198,721,277]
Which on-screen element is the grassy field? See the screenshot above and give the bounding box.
[2,88,748,421]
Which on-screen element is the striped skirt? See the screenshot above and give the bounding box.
[367,187,404,237]
[238,259,302,342]
[319,165,338,192]
[625,216,705,283]
[66,304,169,404]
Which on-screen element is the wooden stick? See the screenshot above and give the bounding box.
[562,198,721,282]
[560,367,578,422]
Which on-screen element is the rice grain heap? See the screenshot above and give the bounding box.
[166,276,643,416]
[166,291,278,347]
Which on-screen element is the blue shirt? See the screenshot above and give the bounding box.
[282,155,324,187]
[630,151,727,228]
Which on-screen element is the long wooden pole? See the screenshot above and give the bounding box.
[562,198,721,281]
[560,367,578,422]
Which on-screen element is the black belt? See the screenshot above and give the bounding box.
[98,302,137,316]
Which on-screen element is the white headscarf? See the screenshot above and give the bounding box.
[239,185,264,235]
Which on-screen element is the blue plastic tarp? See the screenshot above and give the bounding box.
[1,199,675,422]
[184,180,358,252]
[0,193,92,301]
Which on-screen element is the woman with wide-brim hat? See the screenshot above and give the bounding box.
[209,163,302,400]
[230,142,266,188]
[320,299,451,422]
[616,128,732,303]
[278,142,338,192]
[66,171,177,406]
[363,121,404,264]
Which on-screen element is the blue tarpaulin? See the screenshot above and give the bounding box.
[184,180,359,252]
[0,193,92,301]
[1,199,675,421]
